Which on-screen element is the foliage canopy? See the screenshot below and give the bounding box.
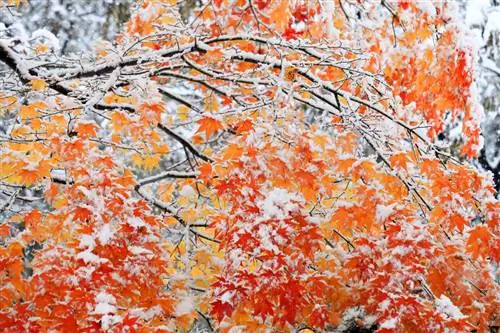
[0,0,498,332]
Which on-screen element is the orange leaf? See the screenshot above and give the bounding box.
[196,116,224,138]
[75,122,98,138]
[25,209,42,228]
[466,225,491,260]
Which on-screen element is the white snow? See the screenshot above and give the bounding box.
[96,291,116,305]
[97,223,113,245]
[320,0,335,38]
[100,314,122,330]
[220,291,232,303]
[260,188,302,219]
[31,28,60,51]
[378,299,391,311]
[79,234,96,249]
[175,296,194,315]
[179,185,196,197]
[76,250,107,264]
[130,306,162,321]
[466,0,490,26]
[94,303,116,315]
[129,246,154,256]
[435,295,466,320]
[94,292,117,315]
[375,203,397,222]
[379,318,397,329]
[128,216,146,228]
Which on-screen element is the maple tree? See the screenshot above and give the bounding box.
[0,0,499,332]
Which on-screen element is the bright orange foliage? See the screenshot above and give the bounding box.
[0,0,498,332]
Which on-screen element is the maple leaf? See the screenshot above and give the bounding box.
[466,225,491,260]
[75,122,98,138]
[0,1,498,332]
[24,209,42,228]
[198,161,213,180]
[0,224,10,239]
[211,300,233,321]
[196,116,224,138]
[30,79,47,91]
[233,119,253,134]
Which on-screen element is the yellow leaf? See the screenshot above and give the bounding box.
[152,143,170,154]
[19,105,39,120]
[177,105,189,121]
[31,118,42,131]
[191,266,204,278]
[204,95,220,112]
[30,79,47,91]
[143,155,160,172]
[223,143,244,160]
[53,197,68,208]
[111,111,131,132]
[7,0,22,6]
[35,43,49,54]
[334,17,345,30]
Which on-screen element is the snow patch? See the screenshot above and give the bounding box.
[128,216,146,228]
[94,291,117,315]
[175,296,194,315]
[260,188,302,219]
[380,318,397,329]
[97,223,114,245]
[376,203,397,222]
[79,234,96,249]
[179,185,196,197]
[436,295,466,320]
